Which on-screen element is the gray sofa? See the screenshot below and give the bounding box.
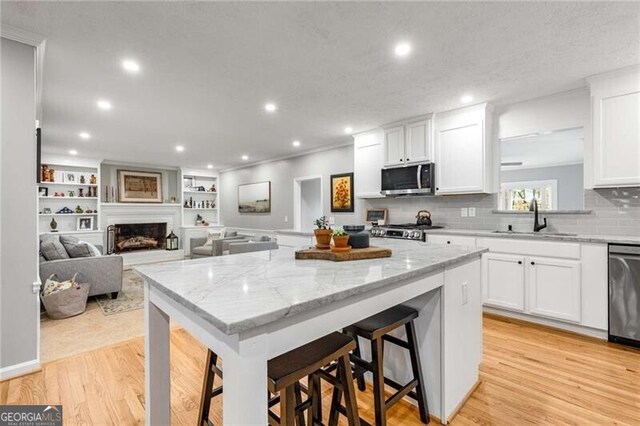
[40,243,123,299]
[190,232,278,258]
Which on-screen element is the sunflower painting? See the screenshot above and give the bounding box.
[330,173,354,212]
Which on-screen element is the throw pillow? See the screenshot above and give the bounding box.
[203,229,225,247]
[60,235,94,258]
[41,238,70,261]
[42,274,76,297]
[225,230,238,237]
[80,241,102,257]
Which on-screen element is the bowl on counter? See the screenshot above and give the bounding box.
[343,225,369,249]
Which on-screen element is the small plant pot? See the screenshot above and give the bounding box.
[331,235,351,253]
[314,229,332,250]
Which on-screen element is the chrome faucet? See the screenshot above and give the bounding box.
[530,198,547,232]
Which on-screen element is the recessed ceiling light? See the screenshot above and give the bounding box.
[264,103,277,112]
[175,145,185,152]
[292,140,301,147]
[69,149,78,156]
[79,132,91,140]
[207,164,213,169]
[460,95,473,103]
[241,155,249,161]
[394,42,412,57]
[344,127,353,134]
[97,100,112,110]
[122,59,140,73]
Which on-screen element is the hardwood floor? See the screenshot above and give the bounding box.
[2,314,639,425]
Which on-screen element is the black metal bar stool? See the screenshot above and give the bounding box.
[198,331,362,426]
[342,305,430,425]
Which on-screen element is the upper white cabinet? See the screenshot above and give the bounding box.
[353,129,385,198]
[434,104,493,194]
[589,67,640,188]
[383,117,431,167]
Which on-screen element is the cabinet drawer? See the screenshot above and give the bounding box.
[426,234,476,248]
[476,237,580,259]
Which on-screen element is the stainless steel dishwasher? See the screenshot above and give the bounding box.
[609,244,640,347]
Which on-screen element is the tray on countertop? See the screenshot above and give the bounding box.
[295,246,392,262]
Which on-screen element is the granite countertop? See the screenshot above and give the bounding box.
[424,228,640,245]
[275,229,315,237]
[135,240,487,335]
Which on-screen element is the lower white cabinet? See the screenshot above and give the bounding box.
[482,253,526,312]
[426,234,477,248]
[528,257,581,323]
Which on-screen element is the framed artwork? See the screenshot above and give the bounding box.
[38,187,48,197]
[330,173,354,212]
[238,181,271,213]
[63,172,76,183]
[118,170,163,203]
[77,216,94,231]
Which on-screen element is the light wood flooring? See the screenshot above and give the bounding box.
[2,314,639,425]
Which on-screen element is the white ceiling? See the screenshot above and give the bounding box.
[500,128,584,170]
[2,2,639,170]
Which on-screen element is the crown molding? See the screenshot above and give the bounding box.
[1,24,46,46]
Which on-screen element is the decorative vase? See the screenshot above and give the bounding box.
[50,218,58,232]
[331,235,351,253]
[314,229,332,250]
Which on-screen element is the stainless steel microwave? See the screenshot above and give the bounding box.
[380,163,435,196]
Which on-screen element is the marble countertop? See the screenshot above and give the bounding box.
[424,228,640,245]
[275,229,315,237]
[135,240,487,335]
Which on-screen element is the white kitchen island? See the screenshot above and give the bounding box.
[136,239,487,425]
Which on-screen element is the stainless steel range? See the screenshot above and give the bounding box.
[370,223,444,241]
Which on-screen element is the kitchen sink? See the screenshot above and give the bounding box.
[492,230,578,237]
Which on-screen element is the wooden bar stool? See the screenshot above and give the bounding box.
[198,331,362,426]
[343,305,430,425]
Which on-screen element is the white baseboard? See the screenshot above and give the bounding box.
[483,306,608,340]
[0,359,40,381]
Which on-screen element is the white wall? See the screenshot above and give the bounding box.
[220,144,363,229]
[0,38,39,377]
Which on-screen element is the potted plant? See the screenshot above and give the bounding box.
[314,216,332,249]
[331,227,351,252]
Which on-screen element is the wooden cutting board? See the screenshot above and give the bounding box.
[295,246,392,262]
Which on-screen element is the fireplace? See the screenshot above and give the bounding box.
[109,222,167,253]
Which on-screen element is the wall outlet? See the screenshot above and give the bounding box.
[468,207,476,217]
[284,216,289,222]
[328,216,335,225]
[461,208,468,217]
[461,282,469,305]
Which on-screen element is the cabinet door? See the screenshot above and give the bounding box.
[482,253,525,311]
[528,257,581,322]
[405,120,431,164]
[384,126,405,167]
[353,130,384,198]
[593,90,640,187]
[435,119,485,194]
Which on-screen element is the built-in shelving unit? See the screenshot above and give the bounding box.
[38,157,101,234]
[180,168,219,226]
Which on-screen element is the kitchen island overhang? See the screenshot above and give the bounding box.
[137,240,488,425]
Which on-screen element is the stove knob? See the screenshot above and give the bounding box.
[411,231,421,239]
[403,230,410,238]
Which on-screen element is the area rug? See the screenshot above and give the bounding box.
[95,270,144,315]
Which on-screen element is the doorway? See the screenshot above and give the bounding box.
[293,175,323,231]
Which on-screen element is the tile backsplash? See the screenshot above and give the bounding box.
[365,188,640,237]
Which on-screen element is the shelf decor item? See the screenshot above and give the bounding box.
[76,216,94,231]
[313,215,332,250]
[49,217,58,232]
[166,231,179,250]
[330,172,354,213]
[117,170,163,203]
[39,187,48,197]
[331,227,351,253]
[238,181,271,213]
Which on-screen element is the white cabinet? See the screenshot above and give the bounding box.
[528,257,581,323]
[434,104,492,194]
[353,129,384,198]
[426,234,476,248]
[589,67,640,187]
[482,253,526,312]
[383,117,431,167]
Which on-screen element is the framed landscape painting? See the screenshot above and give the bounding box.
[118,170,163,203]
[330,172,354,212]
[238,181,271,213]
